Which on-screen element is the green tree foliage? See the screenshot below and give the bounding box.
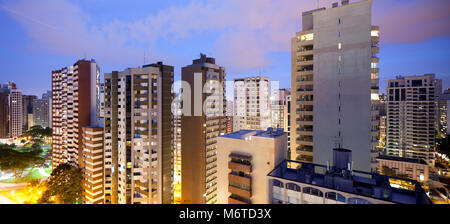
[38,163,83,204]
[0,144,45,182]
[24,125,52,144]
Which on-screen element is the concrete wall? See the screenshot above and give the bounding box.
[217,133,287,204]
[312,0,373,172]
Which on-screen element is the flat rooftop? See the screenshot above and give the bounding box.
[220,128,286,140]
[268,160,431,204]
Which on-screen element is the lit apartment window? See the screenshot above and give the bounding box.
[371,30,379,37]
[300,33,314,41]
[338,43,342,50]
[371,62,378,68]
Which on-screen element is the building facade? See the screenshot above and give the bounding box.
[233,76,271,132]
[181,54,227,204]
[290,0,380,172]
[33,98,51,128]
[438,89,450,137]
[103,62,174,204]
[0,86,9,138]
[81,126,104,204]
[216,128,287,204]
[9,87,23,138]
[51,59,100,169]
[377,155,429,183]
[386,74,442,164]
[22,95,37,131]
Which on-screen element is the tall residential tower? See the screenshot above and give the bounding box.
[291,0,380,172]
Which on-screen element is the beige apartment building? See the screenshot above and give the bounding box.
[233,76,271,131]
[386,74,441,164]
[291,0,380,172]
[216,128,287,204]
[81,126,104,204]
[103,62,174,204]
[181,54,227,204]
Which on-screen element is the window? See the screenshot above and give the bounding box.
[300,33,314,41]
[338,18,341,24]
[338,43,342,50]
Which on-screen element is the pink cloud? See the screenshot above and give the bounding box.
[1,0,449,74]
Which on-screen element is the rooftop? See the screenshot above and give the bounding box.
[220,128,286,140]
[268,159,431,204]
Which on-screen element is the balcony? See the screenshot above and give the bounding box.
[228,172,251,186]
[228,161,252,173]
[228,185,251,198]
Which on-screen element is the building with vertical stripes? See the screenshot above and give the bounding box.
[51,59,100,169]
[103,62,174,204]
[81,126,104,204]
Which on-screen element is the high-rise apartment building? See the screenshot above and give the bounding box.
[291,0,380,172]
[9,87,23,138]
[103,62,174,204]
[33,98,51,128]
[438,89,450,137]
[22,95,37,131]
[181,54,227,204]
[216,128,287,204]
[226,100,234,133]
[81,126,104,204]
[233,76,271,131]
[386,74,442,164]
[0,86,9,138]
[271,89,290,130]
[172,94,182,203]
[51,59,100,169]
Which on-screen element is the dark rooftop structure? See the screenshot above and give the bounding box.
[268,148,432,204]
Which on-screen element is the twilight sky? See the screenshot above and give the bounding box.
[0,0,449,98]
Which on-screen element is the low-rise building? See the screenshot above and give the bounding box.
[377,155,429,182]
[267,148,431,204]
[217,128,287,204]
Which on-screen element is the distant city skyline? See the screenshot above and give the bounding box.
[0,0,449,98]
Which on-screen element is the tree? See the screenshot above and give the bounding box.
[24,125,52,144]
[38,163,83,204]
[0,144,45,182]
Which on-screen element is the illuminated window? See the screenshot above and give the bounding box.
[371,93,379,100]
[338,55,342,62]
[371,30,379,37]
[300,33,314,41]
[371,62,378,68]
[338,43,342,50]
[371,73,378,79]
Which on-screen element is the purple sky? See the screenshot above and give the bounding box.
[0,0,449,98]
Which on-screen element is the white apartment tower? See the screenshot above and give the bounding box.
[291,0,380,172]
[386,74,442,164]
[103,62,174,204]
[9,87,23,138]
[233,76,271,131]
[51,59,100,169]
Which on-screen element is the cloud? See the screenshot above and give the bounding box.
[373,0,450,44]
[1,0,449,74]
